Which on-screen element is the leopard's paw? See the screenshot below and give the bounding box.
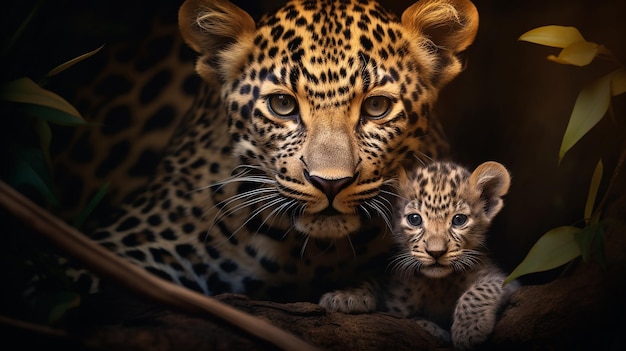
[319,289,377,313]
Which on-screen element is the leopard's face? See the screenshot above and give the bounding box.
[179,0,479,239]
[224,2,435,238]
[393,162,510,279]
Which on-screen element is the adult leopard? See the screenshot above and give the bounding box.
[67,0,479,303]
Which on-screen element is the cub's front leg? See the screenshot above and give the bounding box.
[318,280,381,313]
[451,275,519,350]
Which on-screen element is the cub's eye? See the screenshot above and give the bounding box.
[268,94,299,117]
[361,96,391,119]
[407,213,422,227]
[451,214,468,227]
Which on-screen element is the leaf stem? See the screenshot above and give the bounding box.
[593,139,626,219]
[596,45,624,68]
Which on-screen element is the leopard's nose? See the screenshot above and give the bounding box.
[426,249,446,259]
[308,175,354,203]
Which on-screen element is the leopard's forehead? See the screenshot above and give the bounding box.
[248,0,416,108]
[404,163,472,216]
[259,0,398,37]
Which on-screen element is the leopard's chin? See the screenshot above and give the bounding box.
[420,264,453,279]
[294,213,361,239]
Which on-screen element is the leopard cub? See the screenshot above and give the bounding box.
[320,161,519,350]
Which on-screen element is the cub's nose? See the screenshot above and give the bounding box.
[426,249,446,259]
[308,175,353,203]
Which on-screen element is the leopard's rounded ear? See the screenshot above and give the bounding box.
[179,0,256,82]
[401,0,478,54]
[401,0,479,88]
[470,161,511,220]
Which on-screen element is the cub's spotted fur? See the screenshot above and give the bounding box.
[320,161,519,349]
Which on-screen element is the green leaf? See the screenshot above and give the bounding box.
[574,224,607,265]
[7,148,59,206]
[73,182,110,229]
[518,25,585,48]
[585,160,603,224]
[503,226,581,285]
[35,291,81,324]
[575,224,599,262]
[0,77,84,121]
[45,45,104,78]
[18,103,86,126]
[547,41,600,66]
[559,72,612,163]
[611,68,626,96]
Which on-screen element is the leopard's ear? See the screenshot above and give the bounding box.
[401,0,479,88]
[179,0,256,82]
[469,161,510,221]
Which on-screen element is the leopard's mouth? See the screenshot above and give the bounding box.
[293,212,361,238]
[421,263,453,279]
[319,206,342,216]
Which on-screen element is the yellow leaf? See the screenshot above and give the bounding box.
[547,41,600,66]
[559,73,612,163]
[611,68,626,96]
[503,226,581,285]
[46,45,104,78]
[519,25,585,48]
[584,160,603,224]
[0,77,83,120]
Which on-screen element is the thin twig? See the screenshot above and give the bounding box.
[594,140,626,217]
[0,315,69,339]
[0,180,321,351]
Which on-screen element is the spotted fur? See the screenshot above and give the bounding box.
[64,0,479,302]
[320,161,519,349]
[52,16,200,221]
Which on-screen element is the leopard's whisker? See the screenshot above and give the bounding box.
[388,252,420,277]
[363,197,393,233]
[206,190,280,234]
[214,189,278,219]
[411,151,433,166]
[344,235,357,260]
[300,235,311,259]
[379,188,405,201]
[255,198,298,233]
[215,196,288,247]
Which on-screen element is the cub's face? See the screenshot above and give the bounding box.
[393,162,510,279]
[179,0,478,238]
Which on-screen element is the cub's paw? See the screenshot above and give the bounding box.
[451,314,495,350]
[319,289,376,313]
[415,319,451,343]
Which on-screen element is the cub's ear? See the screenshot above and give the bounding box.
[178,0,256,82]
[401,0,479,88]
[395,166,416,199]
[396,167,410,186]
[469,161,511,221]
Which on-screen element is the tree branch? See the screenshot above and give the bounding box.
[0,180,321,351]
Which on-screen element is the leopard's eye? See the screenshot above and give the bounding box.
[361,96,391,119]
[451,214,468,227]
[268,94,299,117]
[407,213,422,227]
